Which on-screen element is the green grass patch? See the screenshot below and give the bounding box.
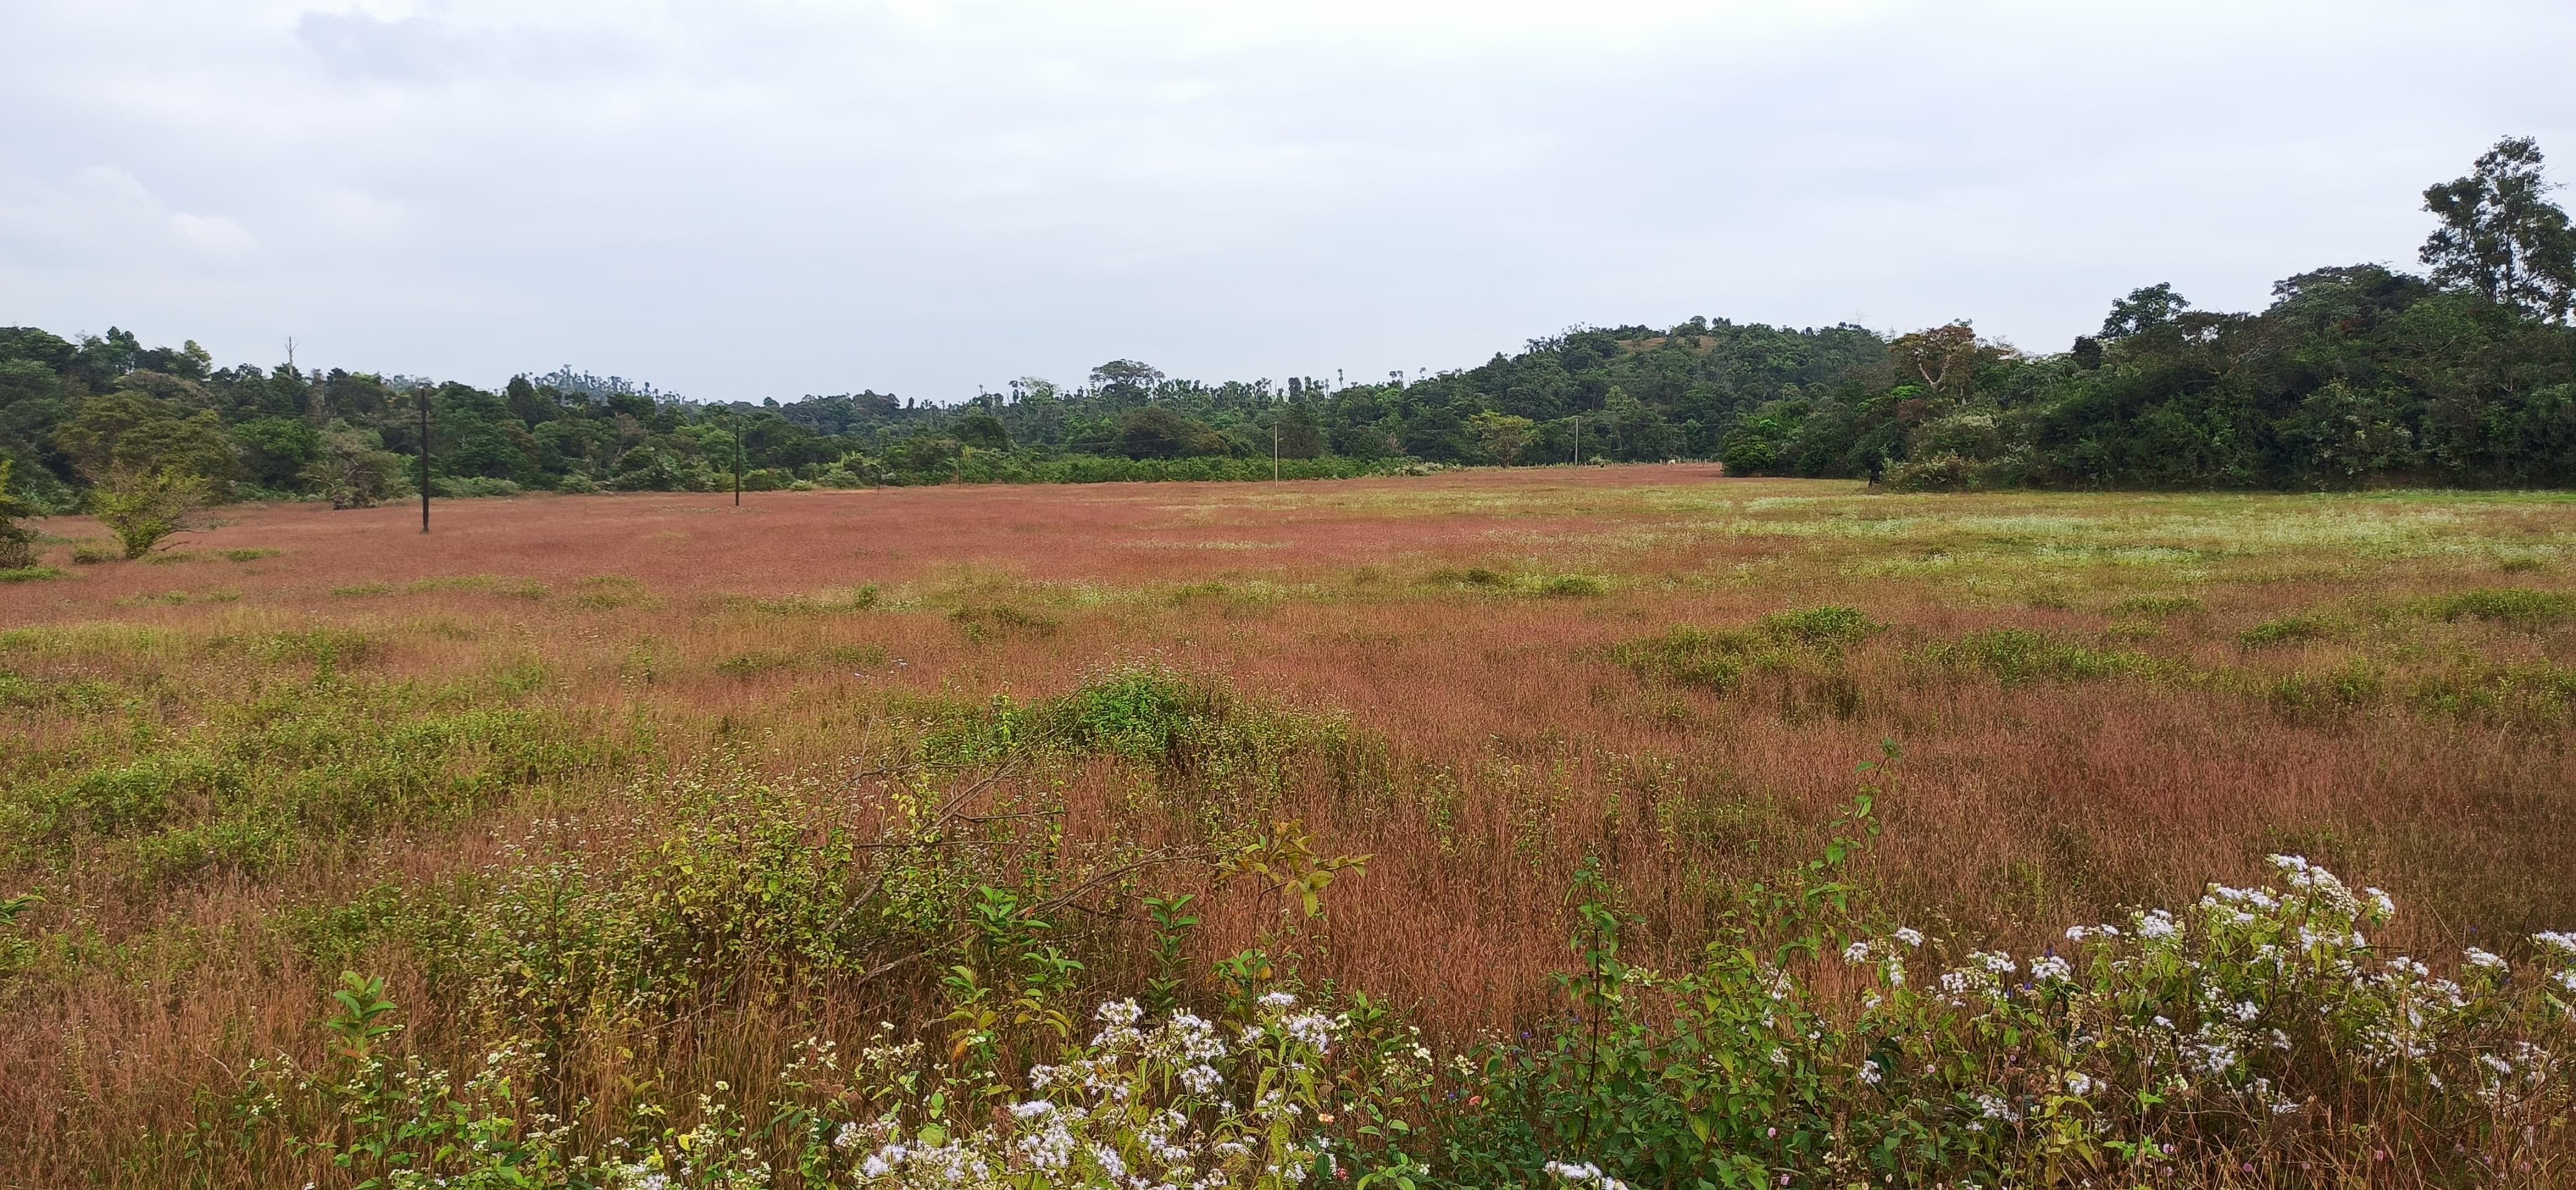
[0,673,610,881]
[1616,606,1880,693]
[2237,614,2343,648]
[0,623,178,658]
[221,548,281,562]
[211,628,378,668]
[1921,628,2162,685]
[1615,626,1764,691]
[950,604,1060,640]
[1423,567,1609,597]
[2419,587,2574,632]
[713,650,794,677]
[2108,594,2204,618]
[0,566,66,583]
[824,642,889,668]
[1756,604,1880,648]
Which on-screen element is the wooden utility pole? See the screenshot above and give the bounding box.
[731,405,742,505]
[418,388,432,533]
[1273,419,1281,482]
[1572,414,1581,466]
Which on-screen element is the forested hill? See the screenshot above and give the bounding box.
[4,138,2573,509]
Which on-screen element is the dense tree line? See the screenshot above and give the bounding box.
[3,138,2571,512]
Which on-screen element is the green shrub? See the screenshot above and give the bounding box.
[92,468,211,559]
[430,476,522,499]
[0,460,36,570]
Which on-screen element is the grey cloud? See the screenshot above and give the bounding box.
[3,1,2572,401]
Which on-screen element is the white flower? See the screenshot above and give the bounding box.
[1258,991,1300,1009]
[2465,948,2508,971]
[2136,909,2178,940]
[2535,931,2576,957]
[2064,1072,2094,1097]
[1097,999,1144,1026]
[1281,1012,1336,1052]
[1843,941,1872,963]
[2363,887,2397,918]
[1857,1059,1884,1085]
[1545,1160,1630,1190]
[2029,955,2072,983]
[1009,1100,1055,1119]
[832,1122,862,1151]
[1893,927,1925,948]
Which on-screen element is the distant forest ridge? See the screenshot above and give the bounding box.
[3,138,2572,509]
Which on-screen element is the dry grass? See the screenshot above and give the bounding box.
[2,467,2572,1185]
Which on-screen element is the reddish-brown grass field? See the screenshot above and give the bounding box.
[2,466,2572,1184]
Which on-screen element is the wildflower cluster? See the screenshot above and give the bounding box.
[1449,852,2575,1188]
[798,995,1342,1190]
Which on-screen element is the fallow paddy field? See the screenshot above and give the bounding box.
[4,465,2574,1188]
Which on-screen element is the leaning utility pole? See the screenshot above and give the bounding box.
[417,387,432,533]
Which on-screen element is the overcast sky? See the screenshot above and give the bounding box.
[5,1,2572,403]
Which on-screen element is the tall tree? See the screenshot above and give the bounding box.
[2421,136,2576,323]
[2099,284,2190,340]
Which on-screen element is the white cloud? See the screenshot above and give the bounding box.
[1,1,2571,398]
[0,166,256,266]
